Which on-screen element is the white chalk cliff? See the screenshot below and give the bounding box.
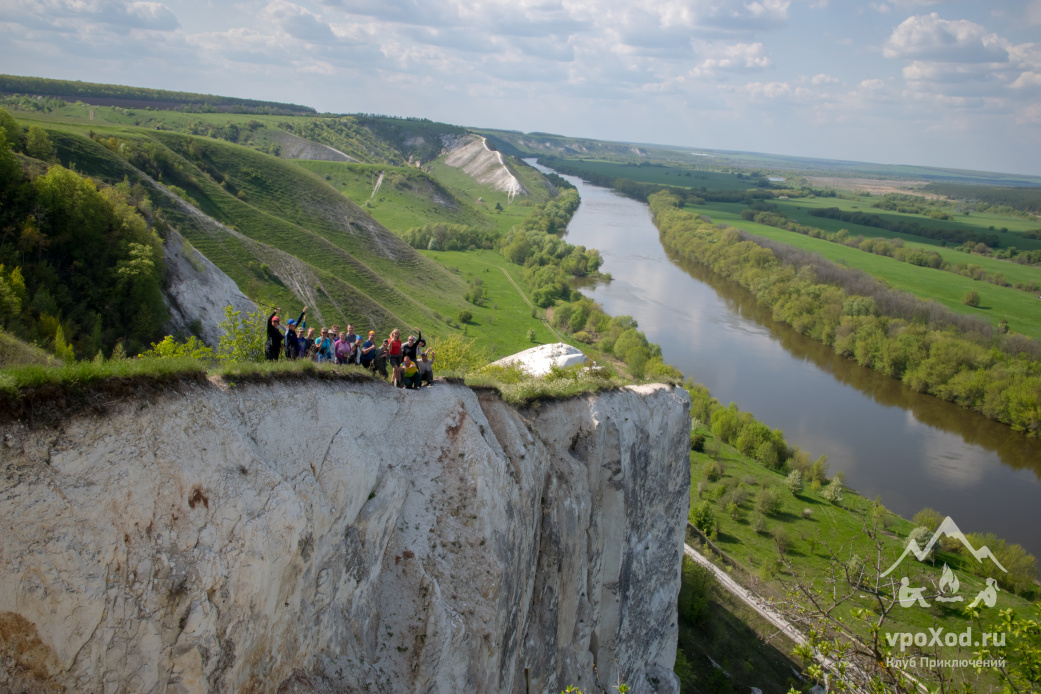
[0,378,690,693]
[442,135,528,200]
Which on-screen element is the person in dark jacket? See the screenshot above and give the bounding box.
[372,339,389,379]
[265,308,283,361]
[283,307,307,359]
[402,328,424,362]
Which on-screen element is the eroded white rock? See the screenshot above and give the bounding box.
[0,380,690,693]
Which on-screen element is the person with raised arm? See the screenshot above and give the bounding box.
[265,307,283,361]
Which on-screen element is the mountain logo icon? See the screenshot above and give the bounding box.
[882,516,1007,578]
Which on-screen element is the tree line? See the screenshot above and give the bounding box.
[923,182,1041,215]
[807,206,1000,247]
[651,191,1041,436]
[0,74,315,115]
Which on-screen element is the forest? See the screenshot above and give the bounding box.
[0,110,167,358]
[0,74,315,114]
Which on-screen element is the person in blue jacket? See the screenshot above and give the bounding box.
[283,306,307,359]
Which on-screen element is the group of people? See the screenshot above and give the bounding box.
[264,307,435,389]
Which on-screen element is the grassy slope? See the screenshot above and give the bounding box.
[686,429,1032,692]
[688,202,1041,340]
[19,107,573,360]
[290,160,491,231]
[293,157,575,358]
[0,330,59,368]
[34,117,470,337]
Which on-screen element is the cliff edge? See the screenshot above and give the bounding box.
[0,379,690,693]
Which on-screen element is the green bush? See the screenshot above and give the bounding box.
[962,290,980,307]
[784,470,803,496]
[457,308,473,324]
[688,500,717,538]
[754,486,782,516]
[690,433,706,452]
[912,507,944,531]
[750,512,768,534]
[822,478,844,504]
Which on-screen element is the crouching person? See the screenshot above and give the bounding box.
[402,356,421,389]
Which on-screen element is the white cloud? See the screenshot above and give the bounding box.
[692,42,773,76]
[811,73,839,85]
[859,78,886,89]
[262,1,336,42]
[1010,72,1041,89]
[883,13,1008,63]
[744,80,812,100]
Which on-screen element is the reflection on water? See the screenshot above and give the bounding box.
[529,160,1041,559]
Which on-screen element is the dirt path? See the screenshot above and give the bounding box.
[683,542,805,646]
[497,267,566,342]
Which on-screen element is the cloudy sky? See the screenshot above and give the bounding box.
[2,0,1040,175]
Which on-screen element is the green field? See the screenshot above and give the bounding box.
[540,157,759,191]
[689,201,1041,340]
[770,195,1041,251]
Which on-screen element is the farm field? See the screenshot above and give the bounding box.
[686,201,1041,340]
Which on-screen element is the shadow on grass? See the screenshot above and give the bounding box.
[678,590,804,694]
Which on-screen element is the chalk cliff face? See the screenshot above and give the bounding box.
[0,379,690,694]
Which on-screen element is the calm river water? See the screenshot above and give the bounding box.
[529,160,1041,560]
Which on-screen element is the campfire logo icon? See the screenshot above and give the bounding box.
[881,516,1006,609]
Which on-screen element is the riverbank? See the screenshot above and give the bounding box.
[529,160,1041,562]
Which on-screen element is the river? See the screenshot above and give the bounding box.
[529,160,1041,560]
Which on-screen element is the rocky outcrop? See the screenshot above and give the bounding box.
[0,379,690,693]
[269,129,357,162]
[442,135,528,200]
[162,229,258,347]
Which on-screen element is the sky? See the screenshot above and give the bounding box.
[2,0,1041,176]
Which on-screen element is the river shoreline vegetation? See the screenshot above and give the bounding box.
[652,191,1041,436]
[2,84,1040,693]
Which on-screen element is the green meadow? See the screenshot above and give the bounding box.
[688,201,1041,340]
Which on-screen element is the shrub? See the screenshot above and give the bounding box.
[525,328,537,343]
[801,508,812,519]
[962,290,980,307]
[965,533,1038,594]
[821,478,844,504]
[773,527,793,554]
[750,512,768,534]
[912,507,944,532]
[217,306,265,363]
[784,470,803,496]
[908,526,935,561]
[429,334,490,375]
[690,433,706,452]
[457,309,473,324]
[688,501,717,539]
[755,487,782,516]
[703,459,723,482]
[808,455,829,485]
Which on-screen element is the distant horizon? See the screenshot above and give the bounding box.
[3,0,1040,175]
[11,68,1041,183]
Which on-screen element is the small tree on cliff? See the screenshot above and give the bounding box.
[218,305,266,362]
